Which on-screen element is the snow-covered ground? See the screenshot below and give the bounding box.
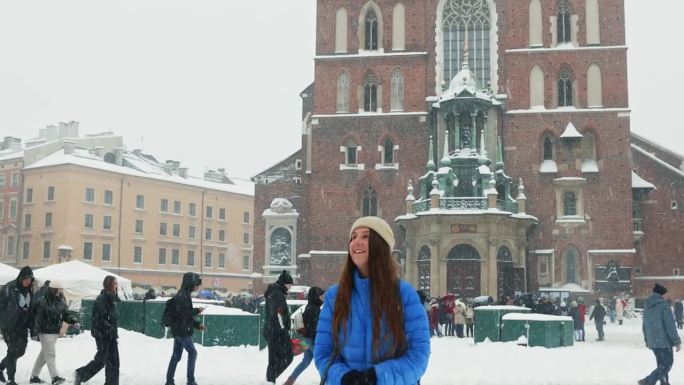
[2,316,681,384]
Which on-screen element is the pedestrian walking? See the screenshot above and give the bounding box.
[165,272,205,385]
[589,299,606,341]
[577,298,587,341]
[454,297,466,338]
[263,270,294,385]
[639,283,681,385]
[674,299,683,330]
[568,301,583,342]
[465,303,474,338]
[616,296,625,326]
[314,216,430,385]
[74,276,121,385]
[0,266,35,385]
[428,299,442,338]
[29,281,80,385]
[608,297,617,323]
[283,286,324,385]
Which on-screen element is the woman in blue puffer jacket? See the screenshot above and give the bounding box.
[314,216,430,385]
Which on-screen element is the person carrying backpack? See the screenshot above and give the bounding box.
[165,272,205,385]
[264,270,294,385]
[283,287,324,385]
[0,266,35,385]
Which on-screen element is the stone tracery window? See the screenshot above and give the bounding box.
[365,9,379,50]
[558,66,573,107]
[362,186,378,216]
[364,73,378,112]
[442,0,491,86]
[336,72,350,113]
[557,0,572,44]
[390,68,404,111]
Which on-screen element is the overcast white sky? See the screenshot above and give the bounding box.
[0,0,681,180]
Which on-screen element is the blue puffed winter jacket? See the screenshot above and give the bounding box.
[314,269,430,385]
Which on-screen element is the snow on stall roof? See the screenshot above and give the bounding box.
[631,170,656,190]
[475,305,530,311]
[0,262,19,284]
[539,283,590,293]
[502,313,572,322]
[25,148,254,196]
[199,305,256,316]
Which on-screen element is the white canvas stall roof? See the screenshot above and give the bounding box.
[538,283,590,293]
[0,263,19,285]
[33,260,134,311]
[631,171,656,190]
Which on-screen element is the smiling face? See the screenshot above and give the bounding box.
[349,226,370,276]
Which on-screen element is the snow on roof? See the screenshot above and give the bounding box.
[581,160,599,173]
[539,160,558,173]
[631,143,684,179]
[539,283,590,293]
[560,122,583,139]
[475,306,530,311]
[503,313,573,322]
[25,148,254,196]
[199,305,257,316]
[631,171,656,190]
[0,149,23,162]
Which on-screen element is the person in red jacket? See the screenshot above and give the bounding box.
[576,297,587,342]
[428,299,442,337]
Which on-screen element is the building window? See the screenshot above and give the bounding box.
[392,3,405,50]
[563,191,577,216]
[442,0,491,86]
[189,203,196,217]
[529,0,542,47]
[134,246,143,264]
[45,212,53,228]
[564,246,579,283]
[83,242,93,261]
[6,236,15,256]
[84,214,94,229]
[9,199,17,219]
[219,230,225,242]
[243,255,250,270]
[219,208,226,221]
[158,248,167,264]
[0,175,4,187]
[171,249,180,265]
[173,223,180,237]
[160,199,169,213]
[543,137,554,161]
[558,67,573,107]
[85,187,95,203]
[336,72,350,113]
[43,240,51,260]
[135,219,143,234]
[586,0,600,45]
[390,69,404,111]
[160,222,168,236]
[136,194,144,209]
[219,253,226,268]
[674,268,681,276]
[104,190,113,205]
[363,74,377,112]
[346,142,358,165]
[22,241,29,259]
[0,202,3,219]
[102,244,111,262]
[383,139,394,164]
[24,214,31,229]
[362,187,378,216]
[173,200,181,214]
[204,252,212,268]
[11,172,18,187]
[25,188,33,204]
[206,206,213,219]
[103,216,112,230]
[335,7,348,53]
[187,250,195,266]
[188,225,196,239]
[47,186,55,201]
[243,212,250,224]
[243,232,250,245]
[364,8,379,50]
[673,201,679,210]
[538,255,549,275]
[557,0,572,44]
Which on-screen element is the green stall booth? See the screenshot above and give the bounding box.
[501,313,574,348]
[473,306,530,343]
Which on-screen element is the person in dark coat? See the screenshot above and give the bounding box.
[639,284,682,385]
[34,280,51,304]
[568,301,582,342]
[165,272,204,385]
[30,281,79,385]
[263,270,294,385]
[143,288,157,301]
[0,266,35,385]
[673,299,683,330]
[589,299,607,341]
[283,286,324,385]
[74,276,121,385]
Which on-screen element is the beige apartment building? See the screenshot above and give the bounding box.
[20,144,255,293]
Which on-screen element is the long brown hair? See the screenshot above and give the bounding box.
[332,229,406,362]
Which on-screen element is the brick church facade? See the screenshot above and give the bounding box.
[252,0,684,300]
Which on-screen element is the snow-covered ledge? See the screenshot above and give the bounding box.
[375,163,399,170]
[540,160,558,174]
[340,164,365,171]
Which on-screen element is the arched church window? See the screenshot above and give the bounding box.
[362,187,378,216]
[365,9,379,50]
[390,68,404,111]
[543,136,554,160]
[558,66,573,107]
[336,72,350,113]
[557,0,572,44]
[364,73,378,112]
[563,246,579,284]
[497,246,513,262]
[583,132,596,161]
[442,0,491,86]
[335,7,348,53]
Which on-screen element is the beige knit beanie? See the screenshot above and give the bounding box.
[349,216,395,250]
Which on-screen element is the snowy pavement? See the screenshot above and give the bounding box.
[1,317,681,384]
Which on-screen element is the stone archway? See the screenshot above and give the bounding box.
[446,244,481,298]
[496,246,514,300]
